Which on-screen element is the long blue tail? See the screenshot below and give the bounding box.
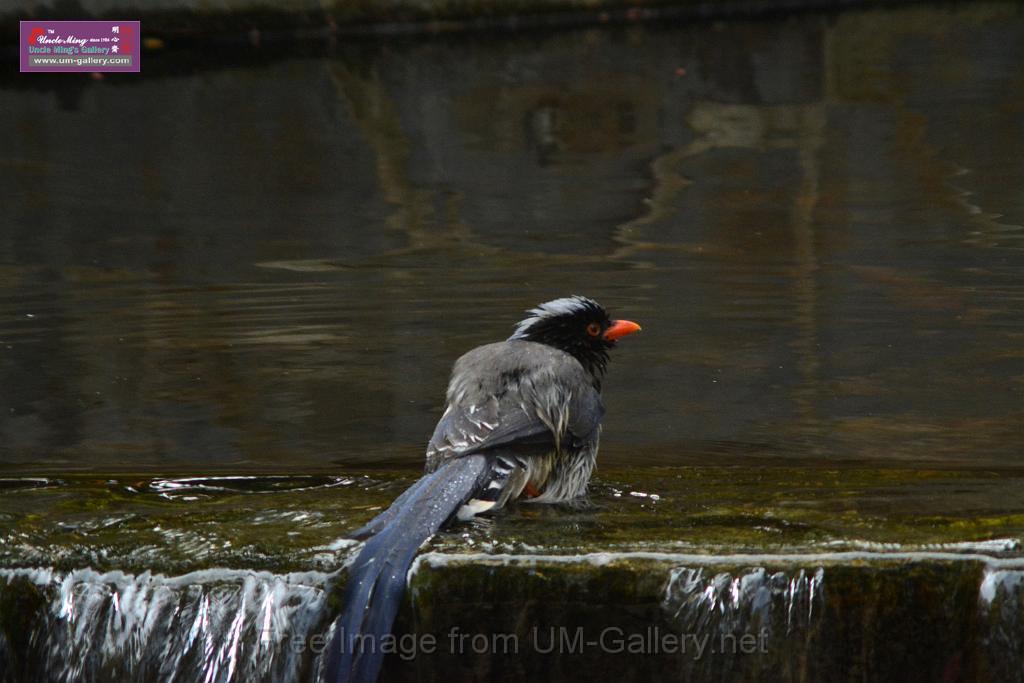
[324,455,489,683]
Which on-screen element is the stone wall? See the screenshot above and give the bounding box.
[6,0,929,44]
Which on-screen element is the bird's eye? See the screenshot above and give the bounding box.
[586,322,602,337]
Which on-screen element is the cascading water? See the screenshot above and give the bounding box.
[0,567,335,683]
[979,568,1024,683]
[662,566,825,634]
[660,565,825,681]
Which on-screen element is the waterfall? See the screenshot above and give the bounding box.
[0,567,335,683]
[660,565,824,680]
[980,568,1024,683]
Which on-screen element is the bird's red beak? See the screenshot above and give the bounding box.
[603,319,642,341]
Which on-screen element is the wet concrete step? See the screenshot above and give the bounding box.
[2,467,1024,573]
[399,550,1024,682]
[0,550,1021,681]
[0,468,1022,681]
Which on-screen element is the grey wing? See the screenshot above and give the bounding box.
[425,372,605,467]
[425,395,556,471]
[423,397,547,516]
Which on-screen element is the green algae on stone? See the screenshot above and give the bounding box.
[0,468,1022,681]
[0,473,400,574]
[0,573,48,680]
[1,468,1023,575]
[394,552,1019,682]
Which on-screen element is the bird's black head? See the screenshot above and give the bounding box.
[508,295,641,379]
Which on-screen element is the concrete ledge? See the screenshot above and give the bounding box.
[397,551,1024,682]
[2,551,1020,681]
[0,469,1023,680]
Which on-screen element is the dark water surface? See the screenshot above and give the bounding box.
[2,4,1023,474]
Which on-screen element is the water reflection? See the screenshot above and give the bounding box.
[1,4,1022,472]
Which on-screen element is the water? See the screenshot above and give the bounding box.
[2,4,1022,473]
[0,567,332,682]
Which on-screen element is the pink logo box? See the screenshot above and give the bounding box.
[20,20,141,73]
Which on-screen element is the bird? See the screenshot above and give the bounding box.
[323,295,641,683]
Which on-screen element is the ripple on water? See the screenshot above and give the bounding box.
[0,478,63,492]
[139,475,356,499]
